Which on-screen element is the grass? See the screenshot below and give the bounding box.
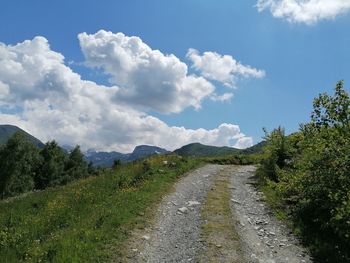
[199,166,245,263]
[258,183,289,221]
[0,155,201,262]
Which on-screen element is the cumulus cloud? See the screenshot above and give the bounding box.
[0,35,253,152]
[234,136,254,149]
[186,48,265,88]
[78,30,215,113]
[256,0,350,24]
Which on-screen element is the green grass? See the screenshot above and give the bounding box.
[0,155,201,262]
[199,166,244,263]
[258,183,289,221]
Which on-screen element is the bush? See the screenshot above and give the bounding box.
[257,81,350,262]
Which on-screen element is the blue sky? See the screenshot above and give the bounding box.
[0,0,349,152]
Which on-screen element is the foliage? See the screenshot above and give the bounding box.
[204,153,261,165]
[257,81,350,262]
[0,132,41,198]
[63,146,88,182]
[258,127,292,182]
[0,155,201,262]
[35,141,67,189]
[0,135,92,199]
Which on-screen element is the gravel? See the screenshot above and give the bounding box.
[132,164,220,263]
[229,165,313,263]
[127,165,313,262]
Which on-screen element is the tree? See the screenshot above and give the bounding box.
[0,132,40,198]
[298,81,350,245]
[64,145,88,181]
[260,126,290,182]
[35,141,67,189]
[112,159,121,168]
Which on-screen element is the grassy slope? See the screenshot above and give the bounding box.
[0,155,201,262]
[174,143,240,157]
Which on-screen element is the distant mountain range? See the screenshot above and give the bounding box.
[84,145,170,167]
[1,124,265,167]
[0,124,44,148]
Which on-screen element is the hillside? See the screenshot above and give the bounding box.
[173,143,240,157]
[0,155,200,262]
[0,124,44,147]
[240,140,266,154]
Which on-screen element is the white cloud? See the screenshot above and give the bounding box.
[234,136,254,149]
[78,30,215,113]
[0,81,9,99]
[210,92,234,102]
[0,35,253,152]
[186,48,265,88]
[257,0,350,24]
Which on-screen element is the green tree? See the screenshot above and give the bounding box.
[298,81,350,248]
[260,126,290,182]
[64,145,88,181]
[0,132,40,198]
[35,141,67,189]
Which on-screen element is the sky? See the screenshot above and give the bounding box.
[0,0,349,152]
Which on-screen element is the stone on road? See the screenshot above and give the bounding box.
[132,164,220,263]
[229,165,312,263]
[123,165,313,263]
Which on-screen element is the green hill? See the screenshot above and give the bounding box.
[0,124,44,147]
[173,143,240,157]
[240,140,266,154]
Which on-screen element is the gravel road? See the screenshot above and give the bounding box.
[230,165,312,263]
[130,164,220,262]
[126,165,313,262]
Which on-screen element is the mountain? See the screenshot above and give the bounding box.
[0,124,44,147]
[240,141,266,155]
[173,141,267,157]
[128,145,169,161]
[85,145,169,167]
[173,143,240,157]
[85,151,130,167]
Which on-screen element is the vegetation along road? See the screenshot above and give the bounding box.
[122,164,312,263]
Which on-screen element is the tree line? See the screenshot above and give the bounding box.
[258,81,350,262]
[0,133,95,198]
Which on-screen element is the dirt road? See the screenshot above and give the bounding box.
[124,165,312,263]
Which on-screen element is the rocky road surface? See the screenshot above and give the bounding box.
[125,165,312,263]
[229,165,312,263]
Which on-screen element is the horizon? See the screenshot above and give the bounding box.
[0,0,349,152]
